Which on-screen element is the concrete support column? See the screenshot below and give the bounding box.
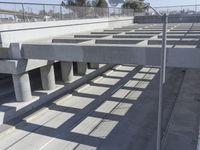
[77,62,87,75]
[12,73,32,102]
[61,62,73,83]
[40,64,56,90]
[88,63,99,69]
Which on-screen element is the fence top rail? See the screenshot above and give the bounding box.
[0,1,132,10]
[155,4,200,8]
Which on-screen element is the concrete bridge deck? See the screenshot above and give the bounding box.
[0,20,200,150]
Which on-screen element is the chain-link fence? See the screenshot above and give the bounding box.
[152,4,200,15]
[0,2,134,23]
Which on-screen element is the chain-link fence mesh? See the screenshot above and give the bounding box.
[0,2,134,23]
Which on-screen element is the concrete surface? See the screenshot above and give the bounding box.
[0,65,199,150]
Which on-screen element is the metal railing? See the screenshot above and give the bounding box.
[0,2,134,23]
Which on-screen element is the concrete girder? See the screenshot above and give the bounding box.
[148,40,200,45]
[21,44,200,69]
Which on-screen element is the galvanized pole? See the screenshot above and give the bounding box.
[22,4,25,22]
[156,13,168,150]
[43,5,46,21]
[60,6,63,20]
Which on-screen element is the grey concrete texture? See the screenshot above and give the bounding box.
[12,73,32,102]
[0,64,114,124]
[40,65,56,90]
[61,62,74,83]
[21,23,200,69]
[0,66,199,150]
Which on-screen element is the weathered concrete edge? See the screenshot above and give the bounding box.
[0,59,57,74]
[0,64,115,126]
[162,69,200,150]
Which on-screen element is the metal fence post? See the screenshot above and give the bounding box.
[60,6,63,20]
[156,13,168,150]
[43,5,46,21]
[108,7,109,18]
[22,3,25,22]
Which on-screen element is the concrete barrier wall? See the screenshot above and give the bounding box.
[134,15,200,24]
[0,17,133,47]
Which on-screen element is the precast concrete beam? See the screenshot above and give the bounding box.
[22,44,200,69]
[74,35,109,38]
[40,64,56,90]
[95,39,142,44]
[52,38,91,44]
[12,73,32,102]
[148,40,200,45]
[158,35,200,39]
[113,35,154,38]
[61,62,73,83]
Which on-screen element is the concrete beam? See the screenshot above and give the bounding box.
[22,44,200,68]
[113,35,155,38]
[126,31,161,34]
[95,39,142,44]
[148,40,200,45]
[90,31,121,34]
[74,34,109,38]
[0,59,55,74]
[52,38,91,44]
[158,35,200,39]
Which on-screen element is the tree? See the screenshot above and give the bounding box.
[61,0,92,18]
[92,0,108,17]
[122,0,147,12]
[96,0,108,8]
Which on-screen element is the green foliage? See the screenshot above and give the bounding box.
[62,0,90,7]
[96,0,108,8]
[122,0,147,12]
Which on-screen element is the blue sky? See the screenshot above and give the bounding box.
[0,0,199,7]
